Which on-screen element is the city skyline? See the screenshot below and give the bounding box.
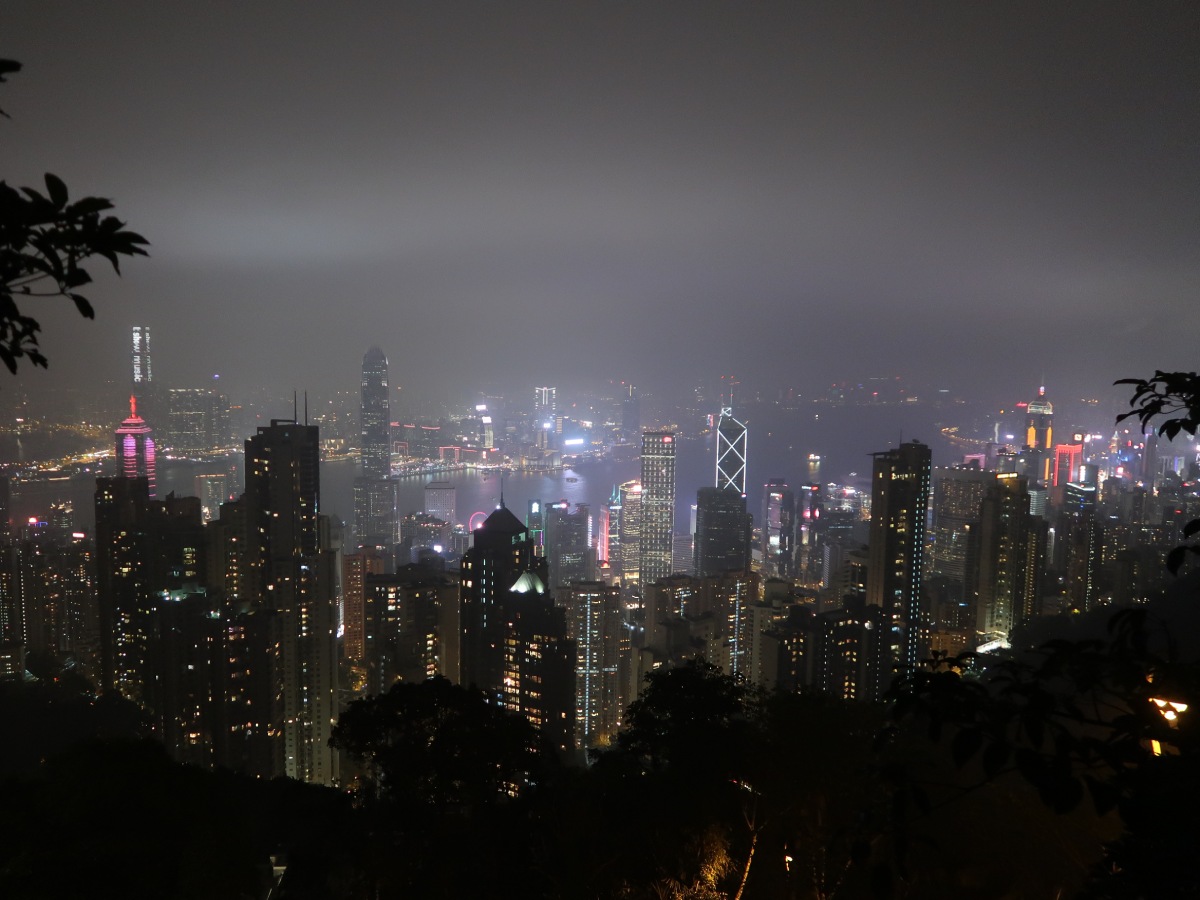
[3,3,1197,408]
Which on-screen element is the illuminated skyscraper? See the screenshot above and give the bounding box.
[166,388,231,454]
[639,432,676,587]
[356,347,395,549]
[715,407,748,494]
[617,480,642,585]
[761,479,794,579]
[559,581,622,751]
[866,441,932,672]
[353,478,397,551]
[116,395,157,497]
[424,481,457,526]
[534,386,556,418]
[1053,440,1085,488]
[1024,386,1054,484]
[360,347,390,480]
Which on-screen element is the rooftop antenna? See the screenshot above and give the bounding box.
[293,390,298,422]
[304,391,308,425]
[499,472,506,509]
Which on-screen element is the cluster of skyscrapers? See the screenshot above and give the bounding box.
[1,338,1196,783]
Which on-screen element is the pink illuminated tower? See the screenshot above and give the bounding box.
[115,394,156,496]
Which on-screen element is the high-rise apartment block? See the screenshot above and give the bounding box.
[241,420,339,785]
[460,505,574,754]
[969,473,1045,642]
[866,441,932,672]
[558,580,623,751]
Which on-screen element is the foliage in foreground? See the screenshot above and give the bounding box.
[1,58,147,374]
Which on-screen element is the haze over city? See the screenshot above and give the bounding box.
[4,6,1200,898]
[4,2,1198,407]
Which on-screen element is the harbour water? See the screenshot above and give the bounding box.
[320,401,973,531]
[7,401,975,534]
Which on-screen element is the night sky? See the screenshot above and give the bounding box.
[4,3,1198,406]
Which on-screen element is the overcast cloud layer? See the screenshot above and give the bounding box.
[4,2,1198,406]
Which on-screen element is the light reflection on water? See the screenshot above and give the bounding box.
[320,402,969,531]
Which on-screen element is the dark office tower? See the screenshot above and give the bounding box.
[243,420,338,785]
[694,487,752,578]
[928,465,990,588]
[620,385,640,443]
[360,347,390,479]
[761,480,794,579]
[639,432,676,587]
[116,395,157,496]
[545,502,595,587]
[459,505,548,690]
[1024,386,1054,484]
[866,441,932,673]
[559,581,622,751]
[715,407,748,495]
[969,474,1043,642]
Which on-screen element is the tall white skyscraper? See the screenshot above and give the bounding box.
[715,407,748,495]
